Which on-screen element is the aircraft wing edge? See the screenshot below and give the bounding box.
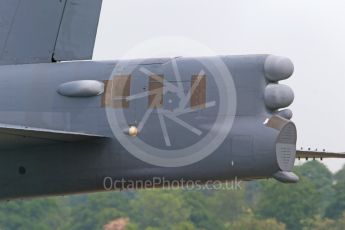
[0,123,105,142]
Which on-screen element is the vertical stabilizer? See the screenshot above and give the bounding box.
[0,0,103,65]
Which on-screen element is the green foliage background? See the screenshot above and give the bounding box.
[1,161,345,230]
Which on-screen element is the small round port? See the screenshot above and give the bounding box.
[18,166,26,175]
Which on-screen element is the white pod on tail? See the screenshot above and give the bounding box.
[264,84,294,110]
[57,80,104,97]
[264,55,294,82]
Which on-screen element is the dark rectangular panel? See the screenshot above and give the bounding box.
[148,75,164,108]
[191,75,206,109]
[113,76,131,108]
[102,76,131,108]
[101,80,111,108]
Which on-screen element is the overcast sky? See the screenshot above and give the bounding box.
[93,0,345,172]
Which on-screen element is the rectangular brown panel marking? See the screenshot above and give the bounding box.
[148,75,164,108]
[191,75,206,109]
[101,80,111,108]
[101,75,131,108]
[112,75,131,108]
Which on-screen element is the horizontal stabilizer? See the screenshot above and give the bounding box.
[296,150,345,159]
[0,123,104,150]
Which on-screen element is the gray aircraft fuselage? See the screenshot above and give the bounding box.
[0,54,296,200]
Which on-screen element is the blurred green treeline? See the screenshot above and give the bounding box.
[1,161,345,230]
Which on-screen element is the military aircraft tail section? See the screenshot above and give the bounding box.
[0,0,103,65]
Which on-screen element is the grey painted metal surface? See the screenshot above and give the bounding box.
[54,0,103,61]
[0,0,102,65]
[0,0,342,201]
[0,55,298,200]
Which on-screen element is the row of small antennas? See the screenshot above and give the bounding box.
[297,147,326,161]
